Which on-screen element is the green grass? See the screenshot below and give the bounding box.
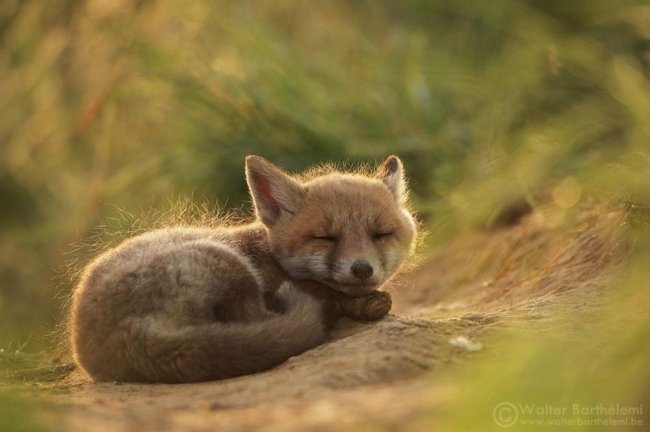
[438,229,650,430]
[0,391,50,432]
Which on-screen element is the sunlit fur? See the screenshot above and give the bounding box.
[244,155,417,297]
[266,173,417,297]
[70,155,417,383]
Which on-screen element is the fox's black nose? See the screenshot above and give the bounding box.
[351,261,373,281]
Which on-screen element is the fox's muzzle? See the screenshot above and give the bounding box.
[351,260,374,281]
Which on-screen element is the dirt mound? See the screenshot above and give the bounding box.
[38,204,627,431]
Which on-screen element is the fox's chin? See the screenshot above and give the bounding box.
[326,281,379,297]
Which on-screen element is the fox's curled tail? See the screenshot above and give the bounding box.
[83,283,327,383]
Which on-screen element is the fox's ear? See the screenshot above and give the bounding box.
[245,155,304,226]
[377,155,407,203]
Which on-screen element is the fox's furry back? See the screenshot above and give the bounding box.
[69,155,417,382]
[70,226,328,383]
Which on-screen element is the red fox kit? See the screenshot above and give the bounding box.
[71,155,417,383]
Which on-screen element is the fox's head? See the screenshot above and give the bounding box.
[245,155,417,297]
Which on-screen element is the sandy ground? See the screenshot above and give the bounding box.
[32,204,626,431]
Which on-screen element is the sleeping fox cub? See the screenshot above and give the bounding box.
[71,155,417,383]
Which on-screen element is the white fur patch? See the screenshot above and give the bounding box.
[280,253,328,279]
[331,257,384,285]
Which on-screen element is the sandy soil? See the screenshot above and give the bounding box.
[33,203,626,431]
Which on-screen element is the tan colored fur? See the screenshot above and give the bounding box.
[70,156,417,383]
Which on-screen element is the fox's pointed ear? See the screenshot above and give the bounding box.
[245,156,304,226]
[377,155,407,203]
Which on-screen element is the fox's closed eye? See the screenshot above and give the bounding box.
[373,232,394,241]
[313,235,338,242]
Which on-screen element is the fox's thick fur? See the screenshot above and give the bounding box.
[71,155,417,383]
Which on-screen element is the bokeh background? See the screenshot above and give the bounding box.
[1,0,649,430]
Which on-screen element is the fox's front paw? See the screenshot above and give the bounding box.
[343,291,392,321]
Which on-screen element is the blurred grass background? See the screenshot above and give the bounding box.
[1,0,649,430]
